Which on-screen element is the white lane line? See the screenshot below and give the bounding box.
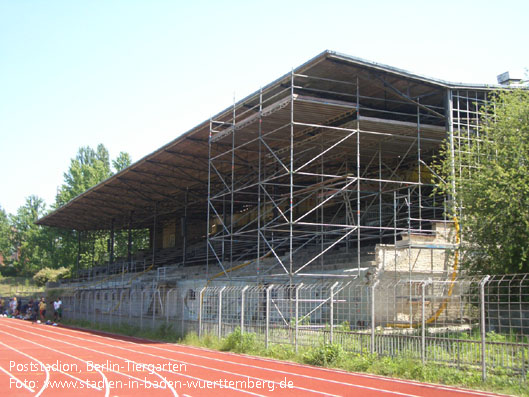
[89,330,501,397]
[1,319,497,397]
[0,330,107,394]
[0,341,50,397]
[35,322,422,397]
[11,322,342,397]
[47,321,507,397]
[0,363,35,392]
[3,322,281,397]
[172,345,507,397]
[4,322,264,397]
[8,320,426,397]
[209,351,505,397]
[98,330,504,397]
[0,326,174,396]
[123,339,419,396]
[0,326,171,397]
[2,321,317,397]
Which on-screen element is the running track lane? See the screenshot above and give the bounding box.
[0,318,508,397]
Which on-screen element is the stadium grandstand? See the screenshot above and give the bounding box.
[32,54,529,377]
[36,50,497,287]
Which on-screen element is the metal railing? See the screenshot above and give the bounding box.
[60,273,529,381]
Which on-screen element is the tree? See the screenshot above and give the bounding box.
[51,144,135,272]
[0,206,11,264]
[435,89,529,274]
[112,151,132,173]
[9,196,51,275]
[1,144,136,277]
[55,144,113,207]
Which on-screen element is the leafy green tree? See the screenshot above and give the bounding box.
[435,89,529,274]
[56,144,113,207]
[9,196,51,275]
[51,144,136,273]
[112,151,132,172]
[0,206,11,265]
[2,144,137,277]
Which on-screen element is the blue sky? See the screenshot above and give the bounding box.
[1,0,527,215]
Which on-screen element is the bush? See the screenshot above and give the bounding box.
[303,342,344,366]
[340,352,377,372]
[221,327,262,353]
[181,332,222,350]
[33,267,70,286]
[265,343,295,360]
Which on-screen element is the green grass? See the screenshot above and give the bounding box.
[61,318,182,342]
[61,319,529,396]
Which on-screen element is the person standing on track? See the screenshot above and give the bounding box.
[53,297,62,322]
[16,297,21,316]
[38,297,46,322]
[32,299,39,321]
[9,297,17,316]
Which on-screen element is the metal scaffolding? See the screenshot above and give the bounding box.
[36,52,496,284]
[206,68,483,282]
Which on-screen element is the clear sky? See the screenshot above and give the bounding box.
[1,0,527,215]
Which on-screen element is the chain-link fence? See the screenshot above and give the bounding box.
[60,273,529,381]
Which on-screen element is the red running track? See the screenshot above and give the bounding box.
[0,318,507,397]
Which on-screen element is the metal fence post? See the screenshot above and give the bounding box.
[218,286,226,338]
[140,289,144,331]
[73,291,77,321]
[266,284,274,349]
[295,283,303,353]
[523,346,526,381]
[128,289,132,324]
[330,282,338,344]
[198,287,206,338]
[241,285,249,334]
[371,280,379,355]
[152,282,156,330]
[109,292,113,328]
[480,275,491,381]
[181,289,185,337]
[166,289,172,325]
[119,290,123,326]
[421,280,429,365]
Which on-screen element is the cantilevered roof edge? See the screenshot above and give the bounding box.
[327,51,502,90]
[36,49,502,228]
[35,51,335,228]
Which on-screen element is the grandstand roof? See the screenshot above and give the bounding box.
[36,50,496,231]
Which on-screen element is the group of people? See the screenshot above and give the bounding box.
[1,296,62,323]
